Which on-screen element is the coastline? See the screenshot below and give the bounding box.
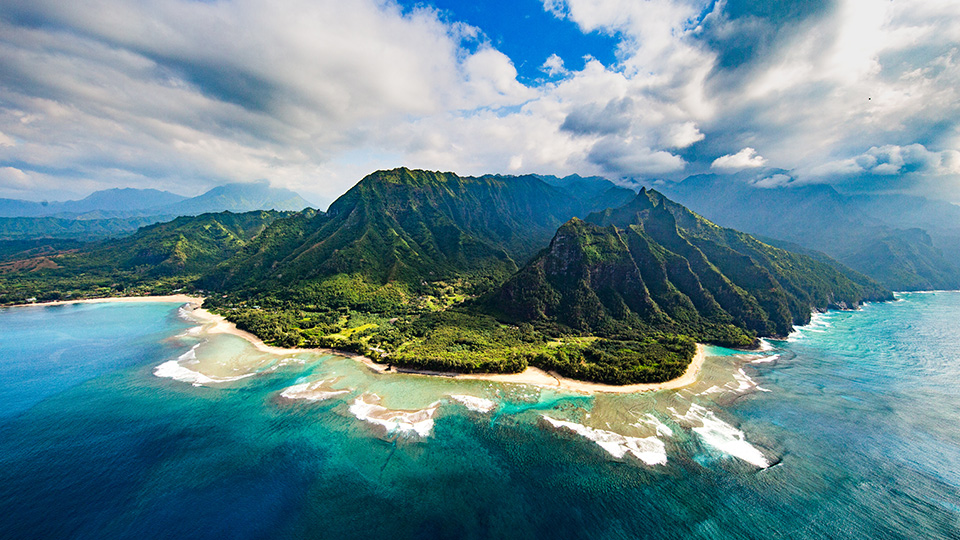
[8,295,709,394]
[2,294,206,309]
[185,303,708,394]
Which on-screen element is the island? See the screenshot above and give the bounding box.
[0,168,892,386]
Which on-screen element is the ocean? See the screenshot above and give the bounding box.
[1,293,958,539]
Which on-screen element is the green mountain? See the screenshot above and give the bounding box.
[0,183,314,242]
[1,168,894,385]
[487,188,891,347]
[0,215,171,241]
[204,168,635,305]
[0,211,288,304]
[656,173,960,291]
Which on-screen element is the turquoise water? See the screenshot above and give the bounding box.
[1,294,959,539]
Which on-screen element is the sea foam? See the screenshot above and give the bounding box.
[671,403,769,468]
[697,367,770,396]
[153,344,255,387]
[632,413,674,438]
[349,394,440,437]
[448,394,497,413]
[153,360,255,386]
[280,379,349,402]
[751,354,780,364]
[541,416,667,465]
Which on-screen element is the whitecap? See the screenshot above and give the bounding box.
[697,367,770,396]
[280,379,349,402]
[632,413,674,438]
[732,368,771,393]
[179,343,199,363]
[153,360,255,387]
[697,385,725,396]
[670,403,769,468]
[541,416,667,466]
[349,394,440,438]
[177,305,201,323]
[448,394,497,413]
[751,354,780,364]
[153,343,256,386]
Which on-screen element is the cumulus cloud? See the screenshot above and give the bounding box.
[811,144,960,179]
[541,54,568,77]
[711,147,766,171]
[0,0,539,200]
[750,173,793,189]
[0,0,958,202]
[0,166,30,190]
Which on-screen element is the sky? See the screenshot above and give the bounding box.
[0,0,958,206]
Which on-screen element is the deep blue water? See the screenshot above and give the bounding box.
[1,294,959,539]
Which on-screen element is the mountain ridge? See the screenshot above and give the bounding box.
[654,173,960,291]
[0,168,893,385]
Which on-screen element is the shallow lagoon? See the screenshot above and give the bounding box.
[1,293,958,539]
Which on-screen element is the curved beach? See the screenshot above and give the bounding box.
[9,296,709,394]
[182,302,707,394]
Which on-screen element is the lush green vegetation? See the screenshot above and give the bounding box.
[0,211,287,305]
[532,335,696,385]
[0,168,895,385]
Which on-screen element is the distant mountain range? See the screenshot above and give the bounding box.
[0,181,313,241]
[653,173,960,291]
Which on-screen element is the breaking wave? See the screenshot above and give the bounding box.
[349,394,440,438]
[448,394,497,413]
[670,403,769,468]
[541,416,667,466]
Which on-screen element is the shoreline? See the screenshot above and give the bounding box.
[9,295,709,394]
[185,304,708,394]
[2,294,206,309]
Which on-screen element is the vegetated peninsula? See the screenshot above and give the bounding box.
[0,168,892,384]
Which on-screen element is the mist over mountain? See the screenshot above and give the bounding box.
[653,173,960,291]
[0,182,314,242]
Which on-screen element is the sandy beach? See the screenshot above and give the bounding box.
[4,294,206,308]
[186,303,708,393]
[12,295,708,394]
[371,344,708,394]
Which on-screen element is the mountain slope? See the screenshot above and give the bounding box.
[205,168,636,303]
[0,215,172,241]
[486,189,891,347]
[0,211,288,304]
[657,174,960,290]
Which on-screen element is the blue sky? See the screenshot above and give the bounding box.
[395,0,620,83]
[0,0,958,205]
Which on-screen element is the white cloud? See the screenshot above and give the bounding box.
[711,148,766,171]
[0,0,958,201]
[810,144,960,178]
[663,122,704,149]
[541,54,567,77]
[0,166,30,190]
[751,173,793,189]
